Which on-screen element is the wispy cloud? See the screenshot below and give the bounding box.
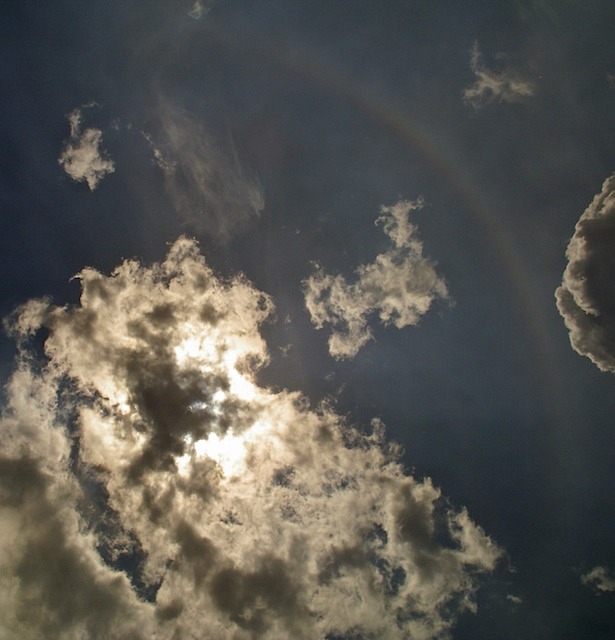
[144,100,264,240]
[581,566,615,594]
[555,174,615,372]
[463,42,535,109]
[0,238,499,639]
[304,199,449,359]
[142,131,176,173]
[188,0,214,19]
[58,109,115,190]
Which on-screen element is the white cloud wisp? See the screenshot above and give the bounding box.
[58,109,115,190]
[304,199,449,359]
[463,42,535,109]
[188,0,213,19]
[144,101,264,240]
[555,174,615,373]
[1,238,500,639]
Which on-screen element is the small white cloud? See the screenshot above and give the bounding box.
[581,566,615,593]
[58,109,115,190]
[506,594,523,604]
[304,199,449,359]
[463,42,535,109]
[1,237,500,639]
[188,0,213,19]
[555,174,615,373]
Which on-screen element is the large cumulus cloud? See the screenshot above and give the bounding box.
[1,238,500,639]
[304,199,449,359]
[555,174,615,372]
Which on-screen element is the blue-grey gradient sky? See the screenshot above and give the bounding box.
[2,1,615,638]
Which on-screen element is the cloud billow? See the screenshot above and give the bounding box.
[58,109,115,190]
[304,199,449,359]
[0,238,499,639]
[556,174,615,373]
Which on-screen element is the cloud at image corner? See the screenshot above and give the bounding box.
[303,198,450,359]
[143,100,264,241]
[58,108,116,190]
[0,237,501,639]
[555,173,615,373]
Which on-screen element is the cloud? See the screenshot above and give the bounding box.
[58,109,115,190]
[555,174,615,372]
[144,101,264,240]
[304,199,449,359]
[0,369,153,639]
[581,566,615,594]
[142,131,176,173]
[1,238,500,639]
[188,0,213,19]
[463,42,535,109]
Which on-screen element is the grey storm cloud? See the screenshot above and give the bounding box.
[463,42,535,109]
[0,238,500,639]
[143,101,264,240]
[555,174,615,372]
[58,109,115,190]
[304,199,449,359]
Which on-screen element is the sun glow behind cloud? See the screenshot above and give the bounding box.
[174,429,252,478]
[172,322,266,477]
[192,420,273,478]
[174,319,261,401]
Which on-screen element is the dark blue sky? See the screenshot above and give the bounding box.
[2,1,615,638]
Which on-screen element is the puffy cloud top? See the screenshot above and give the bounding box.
[304,199,449,359]
[1,238,499,639]
[556,174,615,372]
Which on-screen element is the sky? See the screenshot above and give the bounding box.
[1,1,615,638]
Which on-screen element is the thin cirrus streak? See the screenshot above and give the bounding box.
[0,237,501,639]
[143,99,265,242]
